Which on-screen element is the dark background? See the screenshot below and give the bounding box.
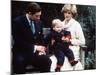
[11,1,96,70]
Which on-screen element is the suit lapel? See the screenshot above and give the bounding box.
[34,21,41,34]
[22,15,35,35]
[22,15,42,35]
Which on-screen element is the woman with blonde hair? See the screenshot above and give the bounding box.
[61,4,85,71]
[50,4,85,72]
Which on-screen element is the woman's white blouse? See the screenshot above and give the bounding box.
[62,18,85,46]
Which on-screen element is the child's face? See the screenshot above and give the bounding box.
[53,23,63,32]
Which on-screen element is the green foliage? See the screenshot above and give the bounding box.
[76,5,96,69]
[85,51,96,69]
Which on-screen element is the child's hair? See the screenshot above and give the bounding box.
[52,19,62,27]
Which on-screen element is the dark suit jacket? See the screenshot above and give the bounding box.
[12,15,44,53]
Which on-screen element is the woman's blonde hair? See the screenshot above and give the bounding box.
[61,4,77,17]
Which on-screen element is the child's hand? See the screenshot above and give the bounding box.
[62,36,65,41]
[65,37,70,42]
[51,39,55,45]
[62,36,70,42]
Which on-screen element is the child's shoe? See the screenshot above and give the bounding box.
[70,60,78,66]
[55,68,60,72]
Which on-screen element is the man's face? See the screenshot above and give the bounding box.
[30,11,41,21]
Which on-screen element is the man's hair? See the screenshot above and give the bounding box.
[26,2,41,14]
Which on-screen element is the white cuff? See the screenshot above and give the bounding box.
[34,45,38,53]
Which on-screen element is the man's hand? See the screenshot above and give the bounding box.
[38,51,46,55]
[36,45,46,52]
[34,45,46,55]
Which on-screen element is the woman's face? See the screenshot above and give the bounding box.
[63,10,72,21]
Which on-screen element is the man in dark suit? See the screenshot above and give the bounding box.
[12,2,51,74]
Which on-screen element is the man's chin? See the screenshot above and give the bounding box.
[34,19,40,22]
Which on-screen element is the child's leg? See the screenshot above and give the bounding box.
[63,48,78,66]
[54,50,65,71]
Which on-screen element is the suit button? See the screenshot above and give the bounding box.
[39,32,41,34]
[34,36,36,39]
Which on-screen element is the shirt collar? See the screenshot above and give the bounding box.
[62,18,73,29]
[26,14,35,26]
[26,14,31,23]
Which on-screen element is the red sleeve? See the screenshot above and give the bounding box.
[65,35,71,39]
